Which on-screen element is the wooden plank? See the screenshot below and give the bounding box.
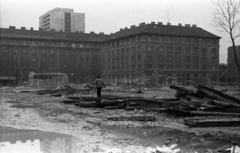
[212,100,240,108]
[170,85,202,98]
[125,106,160,110]
[78,101,97,107]
[185,118,240,127]
[143,108,168,112]
[107,116,157,121]
[190,111,240,117]
[197,85,240,105]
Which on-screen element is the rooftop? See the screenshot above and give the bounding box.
[107,22,221,40]
[0,26,108,42]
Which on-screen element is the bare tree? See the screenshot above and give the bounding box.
[212,0,240,85]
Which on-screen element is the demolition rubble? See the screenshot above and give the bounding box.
[4,83,240,150]
[14,84,240,128]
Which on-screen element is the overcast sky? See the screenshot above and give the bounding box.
[1,0,240,63]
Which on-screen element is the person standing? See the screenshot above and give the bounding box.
[92,76,106,97]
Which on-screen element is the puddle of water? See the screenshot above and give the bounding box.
[101,125,240,153]
[0,125,81,153]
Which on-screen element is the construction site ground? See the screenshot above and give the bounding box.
[0,85,240,153]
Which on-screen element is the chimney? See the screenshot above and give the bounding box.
[80,31,83,33]
[151,21,155,24]
[51,29,55,32]
[39,28,43,31]
[59,29,63,32]
[185,24,190,27]
[192,24,197,27]
[139,22,145,26]
[30,27,34,30]
[21,27,26,30]
[120,28,123,31]
[178,23,182,26]
[158,22,162,25]
[9,26,16,29]
[131,25,136,28]
[76,31,79,33]
[124,27,128,30]
[90,31,94,34]
[167,22,171,25]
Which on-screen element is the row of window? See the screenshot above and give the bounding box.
[0,40,100,48]
[103,73,214,80]
[102,36,218,48]
[102,64,218,71]
[102,46,218,57]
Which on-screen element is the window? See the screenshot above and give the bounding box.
[202,49,207,56]
[168,47,172,54]
[168,37,172,43]
[194,56,199,62]
[132,56,135,62]
[177,65,181,70]
[186,56,191,62]
[148,46,152,52]
[186,47,190,55]
[176,37,180,43]
[147,64,152,69]
[194,65,199,70]
[132,65,135,69]
[194,47,198,55]
[176,57,181,62]
[158,37,163,42]
[138,64,141,69]
[202,65,207,70]
[176,47,181,55]
[138,45,141,53]
[159,64,163,69]
[138,55,141,61]
[168,65,172,69]
[148,36,152,42]
[168,56,172,62]
[202,57,207,62]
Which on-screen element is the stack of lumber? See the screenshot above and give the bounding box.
[170,85,240,127]
[61,85,240,127]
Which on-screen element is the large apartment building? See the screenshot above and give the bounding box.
[0,22,220,86]
[101,22,220,85]
[0,26,107,85]
[39,8,85,33]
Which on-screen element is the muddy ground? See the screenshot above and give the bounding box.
[0,86,240,153]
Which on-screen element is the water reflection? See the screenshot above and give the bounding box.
[0,125,80,153]
[103,125,240,153]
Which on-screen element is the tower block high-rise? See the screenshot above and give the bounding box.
[39,8,85,32]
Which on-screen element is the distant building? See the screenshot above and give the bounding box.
[101,22,221,86]
[228,45,240,66]
[219,45,240,86]
[39,8,85,33]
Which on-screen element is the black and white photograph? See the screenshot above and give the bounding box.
[0,0,240,152]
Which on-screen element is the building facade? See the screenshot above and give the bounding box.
[218,45,240,86]
[228,45,240,67]
[39,8,85,33]
[101,22,220,86]
[0,26,107,85]
[0,22,221,86]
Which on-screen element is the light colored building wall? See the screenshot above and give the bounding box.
[39,8,85,32]
[72,13,85,32]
